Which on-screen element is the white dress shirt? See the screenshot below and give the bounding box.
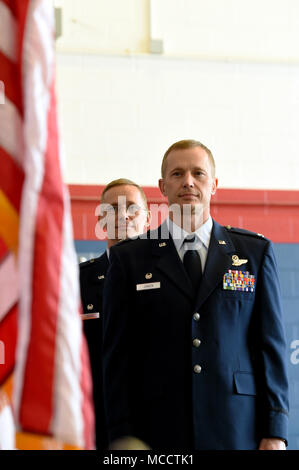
[166,216,213,273]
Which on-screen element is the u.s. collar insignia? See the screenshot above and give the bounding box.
[145,273,152,279]
[218,240,226,245]
[159,242,166,247]
[232,255,248,266]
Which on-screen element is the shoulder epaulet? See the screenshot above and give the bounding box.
[116,238,133,246]
[113,235,145,247]
[225,225,266,240]
[112,238,133,249]
[79,256,102,269]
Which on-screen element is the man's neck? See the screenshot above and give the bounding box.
[169,208,210,233]
[107,239,120,249]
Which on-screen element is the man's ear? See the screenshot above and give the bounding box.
[98,214,107,232]
[95,202,107,232]
[158,178,166,197]
[211,177,218,196]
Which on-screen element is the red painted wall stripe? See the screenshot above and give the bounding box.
[69,185,299,243]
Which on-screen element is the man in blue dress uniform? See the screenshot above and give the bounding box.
[102,140,289,450]
[79,178,150,450]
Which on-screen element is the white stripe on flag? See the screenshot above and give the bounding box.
[0,406,15,450]
[0,98,23,166]
[0,393,15,450]
[0,1,17,62]
[51,204,84,446]
[13,0,53,419]
[0,253,19,322]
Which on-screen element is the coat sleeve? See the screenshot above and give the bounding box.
[256,240,289,443]
[102,247,133,442]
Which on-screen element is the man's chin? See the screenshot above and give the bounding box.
[115,233,128,241]
[115,229,138,240]
[171,201,204,214]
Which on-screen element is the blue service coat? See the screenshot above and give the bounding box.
[79,252,109,450]
[102,220,289,450]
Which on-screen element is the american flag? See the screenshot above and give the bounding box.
[0,0,94,449]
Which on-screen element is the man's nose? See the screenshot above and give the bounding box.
[118,207,130,220]
[182,172,194,188]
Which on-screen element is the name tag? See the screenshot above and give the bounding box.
[136,282,161,291]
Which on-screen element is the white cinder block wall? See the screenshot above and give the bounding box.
[55,0,299,190]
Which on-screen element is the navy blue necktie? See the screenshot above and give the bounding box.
[183,237,202,292]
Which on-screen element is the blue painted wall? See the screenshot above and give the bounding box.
[75,240,107,263]
[75,240,299,449]
[274,244,299,450]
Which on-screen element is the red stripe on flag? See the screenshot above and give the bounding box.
[0,147,24,212]
[0,0,16,15]
[14,0,31,76]
[0,0,30,113]
[0,238,8,261]
[0,51,23,115]
[1,0,15,12]
[19,79,63,433]
[0,303,18,386]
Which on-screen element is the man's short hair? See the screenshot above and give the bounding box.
[161,139,216,178]
[101,178,148,209]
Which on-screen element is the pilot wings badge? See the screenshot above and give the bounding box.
[232,255,248,267]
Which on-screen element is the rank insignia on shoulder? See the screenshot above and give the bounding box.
[97,275,105,280]
[218,240,226,245]
[232,255,248,266]
[223,270,255,292]
[225,225,267,240]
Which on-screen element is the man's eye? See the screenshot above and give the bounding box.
[128,204,139,211]
[127,205,142,215]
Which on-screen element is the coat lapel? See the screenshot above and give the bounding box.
[194,220,236,310]
[151,223,195,302]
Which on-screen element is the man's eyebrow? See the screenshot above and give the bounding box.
[109,200,138,205]
[126,200,141,206]
[170,166,207,172]
[169,167,184,172]
[193,166,207,171]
